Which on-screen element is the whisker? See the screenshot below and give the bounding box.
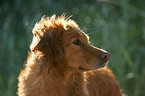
[82,28,95,35]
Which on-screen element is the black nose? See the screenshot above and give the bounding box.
[98,52,110,62]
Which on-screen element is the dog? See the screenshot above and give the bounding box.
[18,14,122,96]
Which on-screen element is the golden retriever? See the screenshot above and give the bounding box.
[18,14,122,96]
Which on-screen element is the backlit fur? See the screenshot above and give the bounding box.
[18,15,122,96]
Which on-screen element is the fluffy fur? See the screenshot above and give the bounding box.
[18,14,122,96]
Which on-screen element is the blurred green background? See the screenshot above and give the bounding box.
[0,0,145,96]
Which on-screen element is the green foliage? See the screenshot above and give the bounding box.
[0,0,145,96]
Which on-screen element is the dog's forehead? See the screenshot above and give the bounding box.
[66,26,90,41]
[80,30,89,39]
[76,28,90,41]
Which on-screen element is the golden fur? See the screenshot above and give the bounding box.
[18,15,122,96]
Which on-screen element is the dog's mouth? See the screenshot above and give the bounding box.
[79,67,89,71]
[79,62,108,71]
[99,63,106,68]
[98,61,109,68]
[79,67,93,71]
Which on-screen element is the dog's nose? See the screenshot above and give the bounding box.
[99,52,110,62]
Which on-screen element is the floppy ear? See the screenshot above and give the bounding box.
[30,28,65,65]
[30,34,41,52]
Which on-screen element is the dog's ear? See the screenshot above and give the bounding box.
[30,27,65,65]
[30,34,41,52]
[30,16,49,52]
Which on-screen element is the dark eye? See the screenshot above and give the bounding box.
[72,39,81,45]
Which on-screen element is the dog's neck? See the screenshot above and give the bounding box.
[42,66,87,96]
[22,53,88,96]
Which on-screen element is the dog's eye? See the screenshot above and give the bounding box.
[72,39,81,45]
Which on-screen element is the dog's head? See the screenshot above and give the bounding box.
[30,15,110,71]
